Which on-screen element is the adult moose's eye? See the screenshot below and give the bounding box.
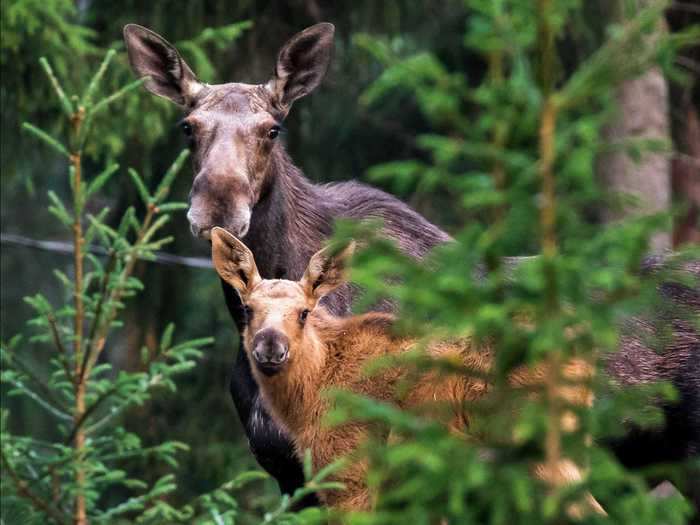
[180,121,194,138]
[268,125,281,140]
[299,309,310,325]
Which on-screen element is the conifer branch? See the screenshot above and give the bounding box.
[39,57,73,117]
[22,123,70,158]
[1,449,70,525]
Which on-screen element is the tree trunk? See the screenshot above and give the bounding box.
[597,2,672,252]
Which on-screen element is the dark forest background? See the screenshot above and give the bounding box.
[2,0,698,514]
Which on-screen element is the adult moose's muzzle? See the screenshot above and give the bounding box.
[187,204,251,239]
[187,170,253,240]
[251,328,290,376]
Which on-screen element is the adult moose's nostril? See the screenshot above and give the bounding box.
[191,172,208,196]
[187,210,209,239]
[231,204,251,238]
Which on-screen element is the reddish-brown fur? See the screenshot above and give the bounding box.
[257,309,485,509]
[210,226,484,508]
[211,227,603,512]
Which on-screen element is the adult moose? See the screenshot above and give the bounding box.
[123,22,699,511]
[123,22,450,499]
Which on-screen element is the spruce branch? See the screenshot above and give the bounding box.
[154,149,190,202]
[536,0,565,511]
[2,376,72,422]
[82,49,116,108]
[1,449,70,525]
[80,250,118,383]
[91,78,145,115]
[79,205,157,383]
[39,57,73,117]
[47,313,74,385]
[2,351,69,414]
[22,123,70,159]
[64,384,119,445]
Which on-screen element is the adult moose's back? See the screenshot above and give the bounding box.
[123,22,451,499]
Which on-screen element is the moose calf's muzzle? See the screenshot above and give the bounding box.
[252,328,290,376]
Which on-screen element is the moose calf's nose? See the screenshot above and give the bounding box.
[252,346,287,365]
[251,329,289,374]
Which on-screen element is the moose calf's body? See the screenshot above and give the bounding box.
[255,311,482,509]
[210,228,606,512]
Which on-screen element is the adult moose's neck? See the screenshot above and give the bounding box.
[244,147,332,281]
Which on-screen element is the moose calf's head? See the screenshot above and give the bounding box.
[210,227,353,376]
[123,23,335,239]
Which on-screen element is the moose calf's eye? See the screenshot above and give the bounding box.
[243,305,253,323]
[268,125,280,140]
[181,121,193,137]
[299,309,310,325]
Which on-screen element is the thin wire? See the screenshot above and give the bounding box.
[1,233,213,270]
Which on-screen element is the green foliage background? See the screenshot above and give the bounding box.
[1,0,698,523]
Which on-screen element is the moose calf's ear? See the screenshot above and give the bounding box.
[211,227,261,299]
[123,24,203,106]
[267,23,335,111]
[301,241,355,301]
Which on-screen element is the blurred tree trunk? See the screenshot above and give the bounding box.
[597,0,672,252]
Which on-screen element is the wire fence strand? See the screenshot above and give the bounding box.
[1,233,213,269]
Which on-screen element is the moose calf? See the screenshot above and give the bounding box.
[211,227,601,512]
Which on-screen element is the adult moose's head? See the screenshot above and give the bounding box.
[123,23,335,239]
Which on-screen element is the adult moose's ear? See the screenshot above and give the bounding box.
[211,227,261,299]
[123,24,203,106]
[267,23,335,112]
[301,241,355,301]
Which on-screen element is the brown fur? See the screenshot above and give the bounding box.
[251,307,485,509]
[211,227,601,512]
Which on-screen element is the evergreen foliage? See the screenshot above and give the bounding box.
[1,1,698,524]
[0,50,341,525]
[320,0,698,523]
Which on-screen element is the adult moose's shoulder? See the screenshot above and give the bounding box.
[123,21,450,505]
